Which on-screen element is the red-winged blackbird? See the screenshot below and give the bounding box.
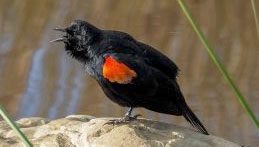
[51,20,209,135]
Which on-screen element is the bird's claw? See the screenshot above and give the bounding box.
[131,114,142,120]
[105,114,142,125]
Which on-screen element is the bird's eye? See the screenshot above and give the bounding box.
[67,25,78,35]
[66,29,74,35]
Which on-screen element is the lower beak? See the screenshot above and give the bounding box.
[49,37,67,43]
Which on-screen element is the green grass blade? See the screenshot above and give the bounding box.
[0,105,33,147]
[251,0,259,41]
[177,0,259,128]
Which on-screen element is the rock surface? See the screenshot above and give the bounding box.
[0,115,240,147]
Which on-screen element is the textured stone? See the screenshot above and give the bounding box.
[0,115,240,147]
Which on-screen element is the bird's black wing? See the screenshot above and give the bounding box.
[102,30,179,79]
[137,41,179,79]
[102,52,158,92]
[99,52,161,105]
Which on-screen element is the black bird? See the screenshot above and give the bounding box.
[51,20,209,135]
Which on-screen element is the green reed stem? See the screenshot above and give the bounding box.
[251,0,259,41]
[0,105,33,147]
[177,0,259,128]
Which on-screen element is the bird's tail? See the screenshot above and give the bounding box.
[179,100,209,135]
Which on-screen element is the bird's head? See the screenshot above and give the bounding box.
[51,20,101,60]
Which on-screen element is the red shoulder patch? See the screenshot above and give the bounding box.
[103,56,137,84]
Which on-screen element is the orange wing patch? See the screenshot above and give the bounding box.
[103,56,137,84]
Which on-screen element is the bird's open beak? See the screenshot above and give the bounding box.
[50,27,67,43]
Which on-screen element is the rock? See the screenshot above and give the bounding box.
[0,115,240,147]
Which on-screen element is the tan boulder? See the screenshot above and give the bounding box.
[0,115,240,147]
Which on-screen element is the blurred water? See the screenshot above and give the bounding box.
[0,0,259,146]
[48,53,69,119]
[18,48,46,117]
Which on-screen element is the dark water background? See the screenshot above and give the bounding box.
[0,0,259,146]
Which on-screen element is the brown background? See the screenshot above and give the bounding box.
[0,0,258,146]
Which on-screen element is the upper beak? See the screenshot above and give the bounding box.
[50,27,67,43]
[53,27,66,32]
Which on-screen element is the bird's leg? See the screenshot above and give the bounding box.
[124,107,133,118]
[119,107,142,122]
[122,107,133,121]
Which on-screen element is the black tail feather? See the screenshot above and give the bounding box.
[180,102,209,135]
[173,82,209,135]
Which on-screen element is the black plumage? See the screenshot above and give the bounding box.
[52,20,209,135]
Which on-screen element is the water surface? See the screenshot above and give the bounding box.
[0,0,258,146]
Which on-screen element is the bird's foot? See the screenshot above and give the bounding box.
[105,114,141,125]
